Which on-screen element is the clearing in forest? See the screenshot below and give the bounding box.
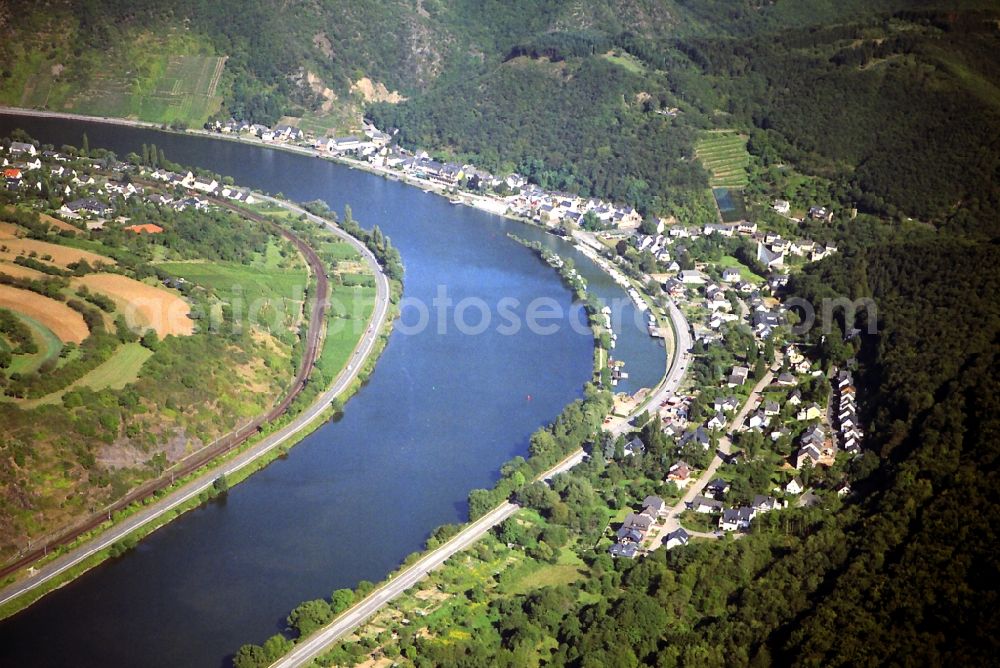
[695,131,751,188]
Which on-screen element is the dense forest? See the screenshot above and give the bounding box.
[297,225,999,668]
[10,1,998,226]
[4,1,1000,662]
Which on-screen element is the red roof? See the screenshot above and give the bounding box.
[4,169,22,179]
[124,223,164,234]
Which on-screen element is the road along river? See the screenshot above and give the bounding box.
[0,113,665,667]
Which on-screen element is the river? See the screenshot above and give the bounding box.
[0,114,664,667]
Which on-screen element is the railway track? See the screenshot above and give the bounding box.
[0,198,330,581]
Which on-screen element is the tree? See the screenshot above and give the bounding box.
[140,329,159,351]
[287,599,333,637]
[330,588,355,614]
[232,644,268,668]
[261,634,292,661]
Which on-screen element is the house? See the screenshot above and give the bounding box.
[809,205,833,222]
[621,512,655,534]
[624,436,646,457]
[667,460,692,485]
[616,526,644,543]
[835,481,852,497]
[713,396,740,413]
[775,372,797,387]
[785,478,804,495]
[4,168,22,189]
[664,528,690,550]
[707,412,727,430]
[721,267,741,283]
[8,141,36,156]
[124,223,164,234]
[61,198,112,217]
[642,495,666,517]
[796,403,823,421]
[147,194,174,206]
[679,426,711,451]
[788,389,802,406]
[719,507,754,531]
[727,366,750,387]
[795,444,822,469]
[763,400,780,417]
[690,496,724,514]
[608,542,638,558]
[752,495,782,513]
[773,199,791,215]
[800,425,826,447]
[770,426,791,442]
[678,269,707,285]
[757,241,784,269]
[703,478,730,500]
[191,178,219,194]
[746,411,769,430]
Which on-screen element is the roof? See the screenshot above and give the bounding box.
[124,223,164,234]
[642,495,665,512]
[609,542,638,558]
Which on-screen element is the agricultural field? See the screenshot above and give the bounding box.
[73,273,194,338]
[4,313,62,375]
[0,24,224,127]
[317,282,376,381]
[0,237,115,269]
[67,54,225,126]
[24,343,153,407]
[0,284,88,343]
[696,131,751,188]
[157,249,308,336]
[0,260,49,280]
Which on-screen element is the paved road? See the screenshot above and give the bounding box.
[654,358,781,546]
[608,295,693,436]
[0,198,391,611]
[271,449,586,668]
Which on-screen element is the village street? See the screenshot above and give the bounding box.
[645,356,782,549]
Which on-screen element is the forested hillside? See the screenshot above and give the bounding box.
[9,1,999,226]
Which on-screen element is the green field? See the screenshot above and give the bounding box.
[157,254,308,333]
[719,255,764,285]
[6,314,62,375]
[502,547,587,595]
[70,54,224,125]
[602,50,645,75]
[317,284,376,381]
[696,131,751,188]
[0,26,224,127]
[25,343,153,407]
[320,240,363,262]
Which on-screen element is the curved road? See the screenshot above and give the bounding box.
[271,286,691,667]
[0,197,391,612]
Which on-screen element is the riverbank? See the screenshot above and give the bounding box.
[0,190,396,621]
[1,105,529,229]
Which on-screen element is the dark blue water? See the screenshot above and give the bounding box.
[0,114,665,667]
[713,187,736,212]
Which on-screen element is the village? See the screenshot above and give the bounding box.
[3,124,865,565]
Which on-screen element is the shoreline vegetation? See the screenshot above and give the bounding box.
[239,240,672,666]
[0,108,673,652]
[0,173,399,621]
